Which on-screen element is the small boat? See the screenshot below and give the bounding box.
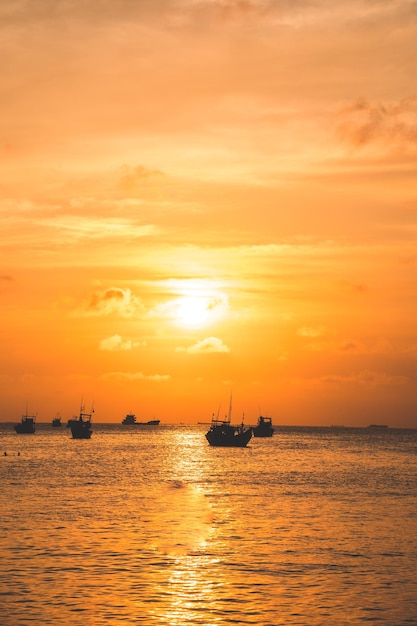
[14,411,36,434]
[205,396,252,447]
[122,414,160,426]
[70,404,93,439]
[52,414,62,427]
[253,415,274,437]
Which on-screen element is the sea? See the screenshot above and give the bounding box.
[1,422,416,626]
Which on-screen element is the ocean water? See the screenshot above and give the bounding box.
[1,423,416,626]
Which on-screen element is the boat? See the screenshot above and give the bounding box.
[253,415,274,437]
[122,413,137,425]
[52,414,62,427]
[14,411,36,434]
[205,396,252,447]
[122,414,160,426]
[70,404,93,439]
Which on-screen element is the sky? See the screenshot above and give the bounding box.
[1,0,417,426]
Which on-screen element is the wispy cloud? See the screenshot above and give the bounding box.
[44,216,157,241]
[315,370,409,387]
[101,371,170,382]
[296,326,326,338]
[176,337,230,354]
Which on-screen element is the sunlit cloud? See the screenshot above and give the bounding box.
[0,199,158,251]
[176,337,230,354]
[45,216,157,240]
[336,97,417,151]
[101,371,170,382]
[81,288,141,317]
[99,334,144,351]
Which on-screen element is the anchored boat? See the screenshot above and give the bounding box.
[52,414,62,427]
[14,410,36,434]
[70,403,93,439]
[205,396,252,447]
[253,415,274,437]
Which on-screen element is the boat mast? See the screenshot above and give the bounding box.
[228,393,233,422]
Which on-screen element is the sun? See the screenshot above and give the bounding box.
[153,279,229,328]
[176,296,212,327]
[172,291,228,328]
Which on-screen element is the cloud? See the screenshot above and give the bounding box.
[119,164,166,190]
[176,336,230,353]
[337,341,360,352]
[82,288,141,317]
[317,370,409,387]
[296,326,326,338]
[336,97,417,150]
[47,215,157,241]
[336,281,369,295]
[101,371,170,382]
[99,334,144,351]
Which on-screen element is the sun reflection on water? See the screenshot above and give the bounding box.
[160,553,224,626]
[148,480,213,556]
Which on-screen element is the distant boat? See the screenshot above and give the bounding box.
[14,410,36,434]
[52,414,62,427]
[122,413,137,425]
[70,403,93,439]
[122,414,160,426]
[205,396,252,447]
[253,415,274,438]
[367,424,388,429]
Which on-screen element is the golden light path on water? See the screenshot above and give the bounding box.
[144,431,218,624]
[146,481,213,556]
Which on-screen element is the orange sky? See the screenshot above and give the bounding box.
[1,1,417,426]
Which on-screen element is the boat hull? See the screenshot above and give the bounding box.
[14,423,35,434]
[206,427,252,447]
[253,427,274,438]
[71,422,92,439]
